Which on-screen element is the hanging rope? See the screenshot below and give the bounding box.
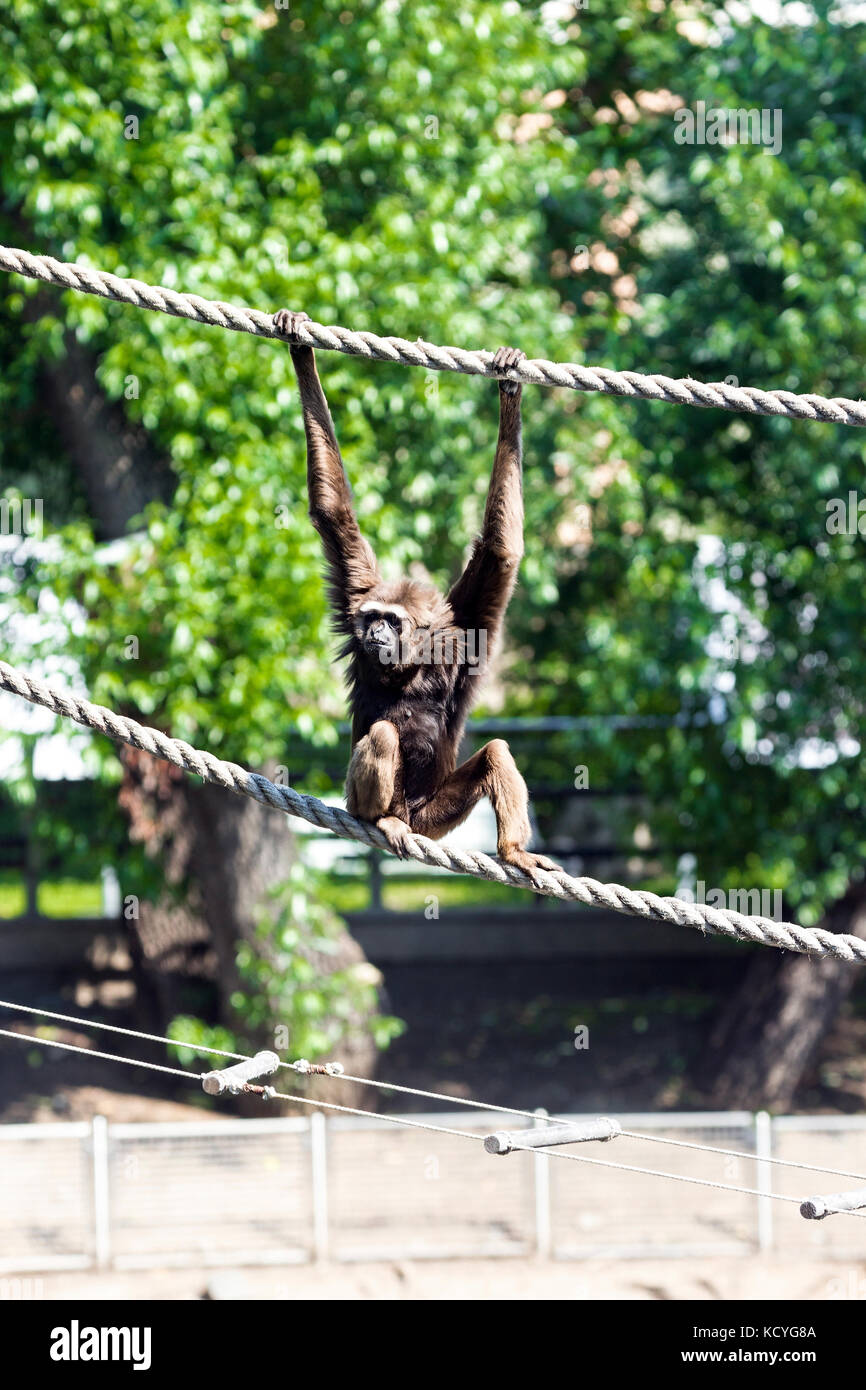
[0,243,864,425]
[1,658,862,959]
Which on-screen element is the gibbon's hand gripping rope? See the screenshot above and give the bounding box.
[0,243,865,424]
[2,658,865,962]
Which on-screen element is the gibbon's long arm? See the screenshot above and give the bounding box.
[448,348,526,645]
[276,309,381,633]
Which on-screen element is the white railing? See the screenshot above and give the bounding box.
[0,1110,864,1272]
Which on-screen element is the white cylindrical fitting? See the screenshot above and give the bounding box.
[202,1051,281,1096]
[800,1187,866,1220]
[484,1117,621,1155]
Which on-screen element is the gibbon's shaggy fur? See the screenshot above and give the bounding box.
[275,309,560,886]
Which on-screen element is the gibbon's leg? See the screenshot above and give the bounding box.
[345,721,414,857]
[412,740,560,887]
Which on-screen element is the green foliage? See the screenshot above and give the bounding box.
[2,0,866,956]
[521,1,866,925]
[0,0,585,760]
[0,0,587,1050]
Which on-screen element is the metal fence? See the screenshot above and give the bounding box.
[1,1110,864,1273]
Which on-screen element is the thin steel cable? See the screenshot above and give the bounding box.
[2,657,864,960]
[268,1070,866,1184]
[506,1141,866,1214]
[0,998,557,1123]
[4,997,865,1188]
[0,1027,200,1079]
[0,999,573,1126]
[1,243,864,425]
[0,998,248,1063]
[0,998,582,1133]
[0,1025,479,1141]
[316,1074,866,1185]
[331,1079,866,1185]
[0,998,568,1133]
[256,1088,484,1140]
[327,1068,564,1124]
[1,1021,829,1211]
[6,1016,866,1214]
[620,1128,866,1185]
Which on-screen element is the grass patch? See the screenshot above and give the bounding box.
[382,875,531,910]
[0,868,533,922]
[319,872,533,914]
[0,872,102,919]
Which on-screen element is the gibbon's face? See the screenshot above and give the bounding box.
[357,600,410,665]
[353,583,452,672]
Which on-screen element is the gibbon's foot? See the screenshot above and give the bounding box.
[499,845,561,889]
[376,815,416,860]
[273,308,311,340]
[493,345,526,395]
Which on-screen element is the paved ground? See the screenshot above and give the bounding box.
[7,1255,864,1302]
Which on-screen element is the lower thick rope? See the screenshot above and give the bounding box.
[1,243,865,425]
[1,659,863,961]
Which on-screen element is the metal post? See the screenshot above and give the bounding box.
[533,1109,552,1260]
[369,850,383,910]
[100,864,121,918]
[24,862,39,917]
[755,1110,773,1253]
[310,1111,329,1261]
[23,741,39,917]
[91,1115,111,1271]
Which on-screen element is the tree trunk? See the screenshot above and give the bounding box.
[700,884,866,1110]
[40,335,176,538]
[120,752,379,1105]
[185,777,380,1094]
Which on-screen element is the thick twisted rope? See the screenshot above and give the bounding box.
[1,659,863,962]
[1,243,865,425]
